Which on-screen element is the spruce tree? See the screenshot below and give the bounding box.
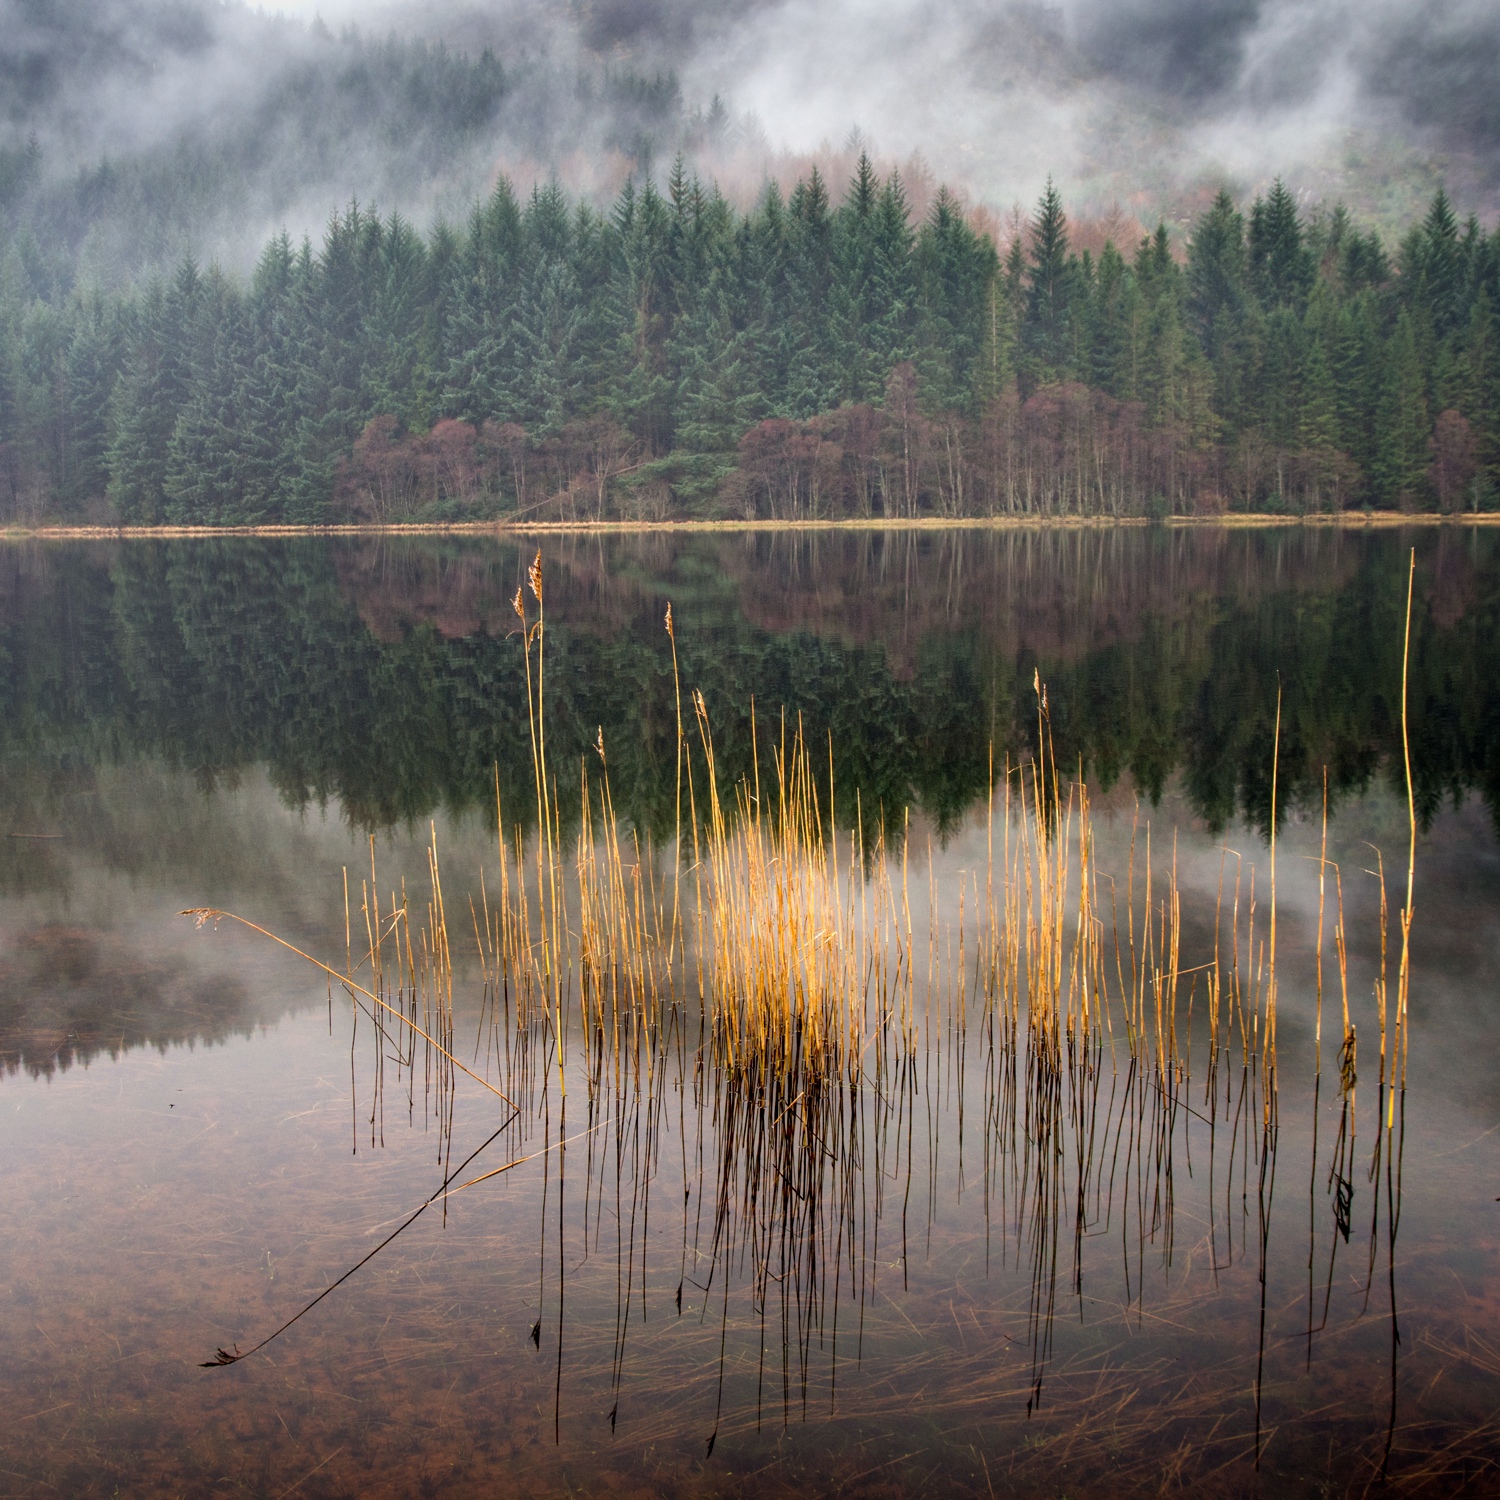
[867,175,917,384]
[361,211,435,431]
[165,292,253,524]
[828,155,889,406]
[61,292,125,513]
[1023,178,1074,383]
[107,260,201,522]
[1373,309,1430,506]
[783,168,838,416]
[1412,189,1463,340]
[1088,240,1130,398]
[1329,293,1380,481]
[915,187,997,410]
[1461,291,1497,503]
[1187,191,1245,352]
[444,180,525,421]
[1248,180,1313,309]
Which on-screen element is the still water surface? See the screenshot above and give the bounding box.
[2,526,1499,1497]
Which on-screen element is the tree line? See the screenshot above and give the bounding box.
[2,162,1497,523]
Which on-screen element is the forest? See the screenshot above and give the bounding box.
[1,161,1497,523]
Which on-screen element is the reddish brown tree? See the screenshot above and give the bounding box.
[428,419,481,509]
[339,415,424,521]
[481,421,531,513]
[1430,408,1477,512]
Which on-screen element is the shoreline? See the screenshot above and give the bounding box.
[3,512,1499,541]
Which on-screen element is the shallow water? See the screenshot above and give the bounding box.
[2,526,1499,1497]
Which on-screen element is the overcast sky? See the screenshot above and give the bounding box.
[239,0,1500,218]
[4,0,1496,265]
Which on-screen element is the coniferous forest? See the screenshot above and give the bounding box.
[2,160,1498,524]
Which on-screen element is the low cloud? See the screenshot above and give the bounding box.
[1,0,1494,284]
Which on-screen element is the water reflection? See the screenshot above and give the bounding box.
[161,737,1440,1491]
[3,526,1499,840]
[0,919,251,1078]
[1,526,1498,1495]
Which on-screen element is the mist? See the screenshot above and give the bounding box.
[2,0,1497,288]
[674,0,1500,223]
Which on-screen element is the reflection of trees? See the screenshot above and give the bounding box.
[0,526,1497,838]
[0,921,252,1078]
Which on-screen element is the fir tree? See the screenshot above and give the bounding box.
[1248,180,1313,309]
[1374,309,1429,505]
[1187,190,1245,351]
[1023,178,1074,383]
[107,259,201,521]
[60,292,124,512]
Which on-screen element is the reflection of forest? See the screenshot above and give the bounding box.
[0,762,329,1078]
[0,526,1495,838]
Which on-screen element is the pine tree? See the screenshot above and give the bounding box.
[164,288,254,524]
[1134,226,1190,429]
[1340,228,1390,293]
[444,180,526,422]
[672,273,758,455]
[738,179,790,410]
[280,205,380,522]
[828,155,889,405]
[867,175,917,383]
[1373,309,1430,506]
[1187,191,1245,351]
[61,293,125,513]
[508,258,588,435]
[783,168,838,416]
[361,211,435,430]
[107,260,201,522]
[1023,178,1074,383]
[1297,335,1344,511]
[1255,306,1304,451]
[1411,188,1463,340]
[1460,291,1497,504]
[1248,180,1313,309]
[914,187,997,410]
[608,178,675,451]
[1299,336,1339,452]
[1087,240,1130,398]
[6,299,68,511]
[1327,295,1379,483]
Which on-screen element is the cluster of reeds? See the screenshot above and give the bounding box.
[461,554,1257,1094]
[191,548,1426,1483]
